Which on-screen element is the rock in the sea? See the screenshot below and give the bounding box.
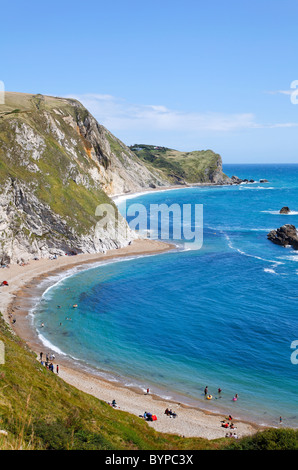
[279,206,291,214]
[231,175,244,184]
[260,179,268,183]
[230,176,255,185]
[267,224,298,249]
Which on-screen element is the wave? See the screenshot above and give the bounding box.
[113,186,196,205]
[223,231,283,265]
[40,254,159,301]
[239,186,275,190]
[206,225,274,233]
[278,255,298,262]
[37,333,68,356]
[261,210,298,215]
[264,268,277,274]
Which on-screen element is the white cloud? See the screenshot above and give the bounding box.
[65,93,298,134]
[265,89,293,96]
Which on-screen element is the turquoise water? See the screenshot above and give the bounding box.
[34,164,298,427]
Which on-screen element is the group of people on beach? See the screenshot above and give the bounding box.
[39,352,59,374]
[143,411,157,421]
[221,416,238,438]
[164,408,177,418]
[204,386,238,402]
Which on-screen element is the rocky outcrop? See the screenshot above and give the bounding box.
[0,178,137,265]
[280,207,291,214]
[207,156,231,185]
[230,176,257,185]
[267,224,298,250]
[230,176,269,185]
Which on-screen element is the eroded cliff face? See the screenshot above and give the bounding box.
[73,108,167,195]
[0,178,137,265]
[0,92,160,263]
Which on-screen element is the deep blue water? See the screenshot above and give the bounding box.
[34,164,298,427]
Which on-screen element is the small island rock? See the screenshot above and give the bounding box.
[267,224,298,250]
[279,206,291,214]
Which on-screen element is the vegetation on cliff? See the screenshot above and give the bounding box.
[130,144,230,185]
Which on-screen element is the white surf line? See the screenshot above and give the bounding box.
[112,183,236,206]
[222,231,284,266]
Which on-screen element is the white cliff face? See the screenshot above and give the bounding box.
[13,121,46,162]
[0,178,138,265]
[71,109,167,196]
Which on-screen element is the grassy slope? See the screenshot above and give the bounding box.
[130,145,224,184]
[0,93,113,236]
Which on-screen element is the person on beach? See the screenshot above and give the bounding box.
[40,352,43,361]
[146,388,150,394]
[56,365,59,374]
[204,386,208,396]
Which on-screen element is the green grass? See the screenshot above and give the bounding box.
[130,145,227,184]
[225,428,298,450]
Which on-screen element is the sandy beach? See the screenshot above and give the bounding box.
[0,238,261,440]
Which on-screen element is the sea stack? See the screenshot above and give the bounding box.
[279,206,291,214]
[267,224,298,249]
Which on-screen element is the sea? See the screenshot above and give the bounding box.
[32,164,298,427]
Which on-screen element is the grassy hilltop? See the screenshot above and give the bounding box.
[130,144,230,185]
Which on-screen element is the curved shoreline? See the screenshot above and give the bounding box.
[0,238,263,440]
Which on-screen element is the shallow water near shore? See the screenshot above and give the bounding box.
[33,164,298,428]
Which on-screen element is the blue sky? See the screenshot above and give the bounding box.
[1,0,298,163]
